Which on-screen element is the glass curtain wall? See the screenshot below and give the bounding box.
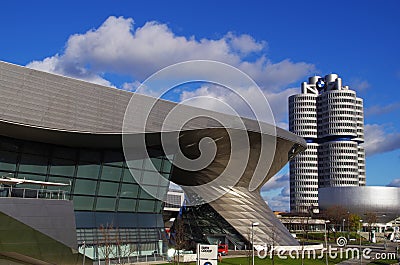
[0,135,173,260]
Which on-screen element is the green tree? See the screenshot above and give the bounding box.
[348,213,361,232]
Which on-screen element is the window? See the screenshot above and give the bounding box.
[126,158,143,169]
[141,171,160,186]
[118,198,137,212]
[122,168,140,183]
[95,197,116,211]
[0,150,17,171]
[120,183,139,198]
[137,200,155,213]
[74,179,97,195]
[77,164,100,179]
[73,196,94,211]
[143,158,162,171]
[50,158,75,176]
[139,187,155,200]
[98,181,119,197]
[101,166,122,181]
[19,154,48,174]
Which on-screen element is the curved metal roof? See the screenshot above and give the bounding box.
[0,60,307,246]
[319,186,400,223]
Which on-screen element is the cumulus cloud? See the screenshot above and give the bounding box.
[387,179,400,187]
[177,84,297,125]
[225,32,266,56]
[264,186,290,212]
[27,16,315,124]
[364,124,400,156]
[178,83,275,123]
[261,174,289,191]
[366,102,400,116]
[349,78,371,92]
[260,174,290,211]
[27,16,270,84]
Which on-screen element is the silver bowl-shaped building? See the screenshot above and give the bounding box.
[319,186,400,223]
[0,61,306,264]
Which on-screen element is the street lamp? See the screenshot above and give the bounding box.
[347,212,350,239]
[342,219,345,233]
[382,214,387,249]
[359,219,363,265]
[251,222,259,265]
[324,220,330,265]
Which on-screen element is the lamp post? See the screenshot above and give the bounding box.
[347,212,350,239]
[359,219,363,265]
[381,214,387,249]
[342,219,345,233]
[324,220,330,265]
[251,222,259,265]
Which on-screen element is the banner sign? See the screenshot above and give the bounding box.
[197,244,218,265]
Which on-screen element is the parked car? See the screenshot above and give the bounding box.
[218,244,228,256]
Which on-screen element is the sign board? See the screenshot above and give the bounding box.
[197,244,218,265]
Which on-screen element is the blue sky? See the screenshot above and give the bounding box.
[1,0,399,211]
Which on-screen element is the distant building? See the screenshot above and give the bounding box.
[163,189,185,233]
[164,189,185,212]
[289,74,365,213]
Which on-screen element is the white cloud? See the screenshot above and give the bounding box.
[364,124,400,156]
[264,186,290,212]
[265,87,298,123]
[260,173,290,212]
[28,55,113,86]
[261,173,289,191]
[179,84,275,123]
[349,78,370,92]
[225,32,266,56]
[366,102,400,116]
[28,16,266,85]
[27,16,315,125]
[121,81,141,92]
[177,84,298,125]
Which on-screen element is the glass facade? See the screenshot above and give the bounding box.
[0,135,173,259]
[180,204,248,250]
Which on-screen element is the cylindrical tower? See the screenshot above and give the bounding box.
[289,74,366,213]
[318,141,359,187]
[289,143,319,213]
[289,92,318,212]
[354,98,364,142]
[289,94,318,139]
[317,90,358,139]
[358,146,366,186]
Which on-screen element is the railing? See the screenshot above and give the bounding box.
[0,187,68,200]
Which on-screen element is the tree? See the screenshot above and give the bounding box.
[348,213,361,233]
[173,216,186,265]
[97,224,137,265]
[98,224,116,265]
[322,205,349,236]
[114,233,137,265]
[364,212,378,241]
